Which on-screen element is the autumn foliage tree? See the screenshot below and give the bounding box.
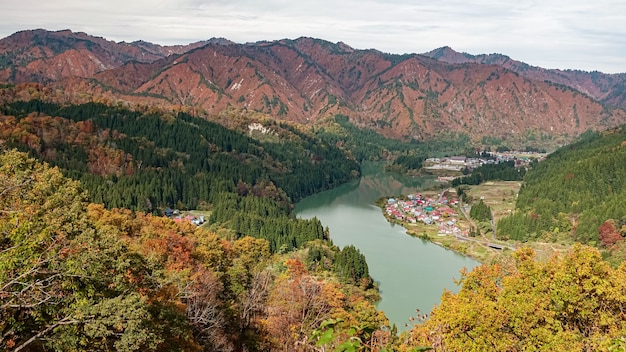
[0,150,198,351]
[265,258,342,350]
[404,245,626,351]
[598,219,624,248]
[0,149,388,351]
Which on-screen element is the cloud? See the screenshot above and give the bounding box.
[0,0,624,73]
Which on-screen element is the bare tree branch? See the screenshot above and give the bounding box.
[12,316,78,352]
[0,178,33,198]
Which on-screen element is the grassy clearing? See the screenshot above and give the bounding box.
[464,181,571,262]
[465,181,521,222]
[188,210,212,218]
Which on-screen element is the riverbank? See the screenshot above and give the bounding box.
[295,162,478,331]
[377,181,528,264]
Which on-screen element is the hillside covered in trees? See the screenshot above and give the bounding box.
[5,147,626,351]
[405,245,626,351]
[0,150,392,351]
[3,86,626,350]
[314,114,472,162]
[0,100,359,207]
[0,99,364,253]
[496,127,626,263]
[4,98,626,350]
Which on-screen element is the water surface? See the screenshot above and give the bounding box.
[295,163,479,330]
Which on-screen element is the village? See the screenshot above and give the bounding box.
[384,191,469,238]
[163,207,207,226]
[423,150,545,173]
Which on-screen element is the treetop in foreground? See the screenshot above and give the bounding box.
[404,244,626,351]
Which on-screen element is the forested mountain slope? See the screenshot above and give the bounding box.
[497,126,626,261]
[0,99,360,252]
[0,150,388,351]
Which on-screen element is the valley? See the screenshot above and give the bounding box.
[1,28,626,352]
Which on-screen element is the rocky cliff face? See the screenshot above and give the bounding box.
[2,30,625,144]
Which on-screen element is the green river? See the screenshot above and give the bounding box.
[295,163,479,330]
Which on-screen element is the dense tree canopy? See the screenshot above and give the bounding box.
[0,150,390,351]
[1,100,360,204]
[451,160,526,187]
[405,245,626,351]
[315,114,472,162]
[0,150,197,351]
[470,199,492,223]
[0,100,360,254]
[496,127,626,253]
[333,245,372,288]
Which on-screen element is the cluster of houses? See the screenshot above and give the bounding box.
[384,192,468,237]
[424,151,542,172]
[163,208,206,226]
[424,156,481,171]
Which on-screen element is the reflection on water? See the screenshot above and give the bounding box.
[295,162,478,331]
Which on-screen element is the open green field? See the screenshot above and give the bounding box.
[464,181,571,261]
[465,181,521,221]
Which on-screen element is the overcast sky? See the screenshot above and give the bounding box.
[1,0,625,73]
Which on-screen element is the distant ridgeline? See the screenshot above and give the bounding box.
[497,127,626,257]
[0,100,360,252]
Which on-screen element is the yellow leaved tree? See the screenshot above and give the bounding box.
[403,245,626,351]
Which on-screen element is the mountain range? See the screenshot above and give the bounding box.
[2,29,625,145]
